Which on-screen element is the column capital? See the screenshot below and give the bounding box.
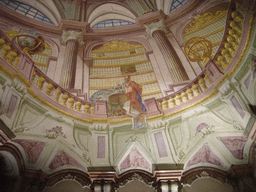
[145,20,168,38]
[62,30,84,45]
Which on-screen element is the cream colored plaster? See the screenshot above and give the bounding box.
[53,44,66,84]
[74,46,84,91]
[88,3,136,27]
[156,0,173,15]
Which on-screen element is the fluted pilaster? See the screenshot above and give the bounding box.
[60,30,84,89]
[145,20,188,82]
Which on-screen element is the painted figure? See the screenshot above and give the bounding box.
[123,75,146,115]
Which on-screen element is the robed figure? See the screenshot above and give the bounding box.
[123,75,146,129]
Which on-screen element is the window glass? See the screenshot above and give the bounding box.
[170,0,188,12]
[92,19,134,28]
[0,0,53,24]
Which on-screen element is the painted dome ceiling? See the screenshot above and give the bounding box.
[0,0,256,192]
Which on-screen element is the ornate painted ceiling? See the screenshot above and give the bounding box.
[0,0,256,192]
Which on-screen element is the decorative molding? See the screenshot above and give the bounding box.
[117,172,154,190]
[125,136,140,143]
[61,30,84,45]
[195,123,214,137]
[182,167,228,185]
[145,20,168,38]
[9,78,27,96]
[45,125,66,139]
[184,10,228,35]
[45,169,91,188]
[91,40,143,53]
[89,123,108,132]
[148,121,167,130]
[219,82,238,99]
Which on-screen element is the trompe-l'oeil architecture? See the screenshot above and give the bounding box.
[0,0,256,191]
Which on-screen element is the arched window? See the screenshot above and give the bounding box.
[170,0,188,12]
[0,0,53,24]
[92,19,134,29]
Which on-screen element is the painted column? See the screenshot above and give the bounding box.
[84,57,93,101]
[60,30,84,89]
[160,181,179,192]
[145,20,189,83]
[170,182,179,192]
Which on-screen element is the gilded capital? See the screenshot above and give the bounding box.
[62,30,84,45]
[145,20,168,38]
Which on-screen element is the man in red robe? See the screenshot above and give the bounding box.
[123,75,146,115]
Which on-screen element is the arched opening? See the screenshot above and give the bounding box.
[88,3,136,28]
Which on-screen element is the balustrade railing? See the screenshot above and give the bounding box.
[213,1,244,71]
[153,0,246,115]
[0,29,95,118]
[0,33,21,68]
[32,67,94,115]
[157,71,211,111]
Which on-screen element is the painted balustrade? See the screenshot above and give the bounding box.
[0,29,35,82]
[0,29,98,118]
[32,67,95,116]
[156,72,211,111]
[151,1,246,115]
[0,33,22,68]
[213,2,243,71]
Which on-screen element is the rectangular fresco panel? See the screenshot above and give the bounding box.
[231,96,245,118]
[98,136,105,158]
[6,95,18,119]
[154,132,168,157]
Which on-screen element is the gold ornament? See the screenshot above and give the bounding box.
[184,37,213,64]
[92,40,142,53]
[184,10,227,35]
